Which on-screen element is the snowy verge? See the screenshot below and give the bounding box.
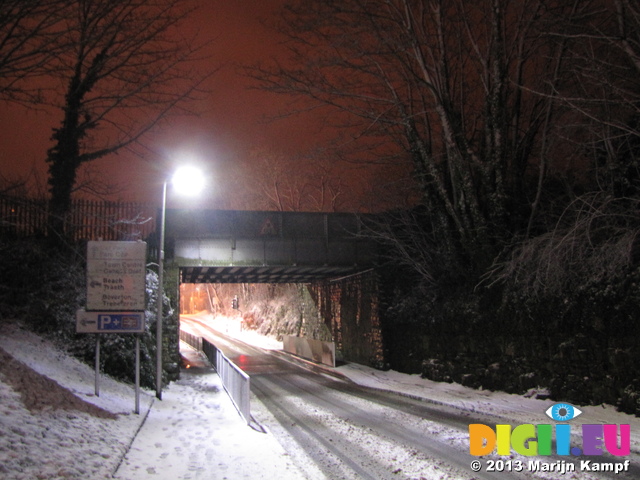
[0,322,153,480]
[114,344,306,480]
[0,321,307,480]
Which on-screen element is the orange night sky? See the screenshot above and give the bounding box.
[0,1,333,209]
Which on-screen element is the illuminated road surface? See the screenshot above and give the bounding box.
[181,315,639,480]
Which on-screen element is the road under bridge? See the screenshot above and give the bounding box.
[162,209,385,367]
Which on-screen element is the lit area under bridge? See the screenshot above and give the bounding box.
[163,209,378,284]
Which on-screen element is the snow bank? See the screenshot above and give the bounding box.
[0,322,152,480]
[0,321,305,480]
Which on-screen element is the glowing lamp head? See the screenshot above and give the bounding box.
[171,166,204,196]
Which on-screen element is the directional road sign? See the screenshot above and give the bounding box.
[76,309,145,334]
[86,241,147,311]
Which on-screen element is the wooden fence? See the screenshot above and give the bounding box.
[0,195,157,241]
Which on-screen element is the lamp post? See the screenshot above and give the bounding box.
[156,179,167,400]
[156,166,204,400]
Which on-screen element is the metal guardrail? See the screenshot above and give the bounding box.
[203,339,251,424]
[179,330,202,351]
[179,330,251,424]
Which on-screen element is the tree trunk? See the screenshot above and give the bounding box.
[46,76,83,241]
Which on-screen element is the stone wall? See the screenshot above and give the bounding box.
[311,270,385,368]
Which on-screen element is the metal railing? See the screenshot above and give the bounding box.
[180,330,251,424]
[202,339,251,424]
[179,330,202,351]
[0,194,156,241]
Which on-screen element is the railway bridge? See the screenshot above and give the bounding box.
[162,209,385,367]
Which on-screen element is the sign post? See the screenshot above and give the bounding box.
[95,338,100,397]
[86,241,146,311]
[78,241,147,413]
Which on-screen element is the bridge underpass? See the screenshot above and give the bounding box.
[179,264,369,284]
[164,209,385,367]
[166,209,376,284]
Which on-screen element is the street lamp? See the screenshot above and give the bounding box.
[156,166,204,400]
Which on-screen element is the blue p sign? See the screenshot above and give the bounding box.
[100,315,112,329]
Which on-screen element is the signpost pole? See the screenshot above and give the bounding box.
[95,337,100,397]
[135,335,140,414]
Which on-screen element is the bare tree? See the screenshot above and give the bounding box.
[244,148,350,212]
[306,162,347,212]
[484,193,640,296]
[251,0,581,280]
[484,0,640,294]
[44,0,212,238]
[550,0,640,197]
[0,0,72,104]
[251,151,305,211]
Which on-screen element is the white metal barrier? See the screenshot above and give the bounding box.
[179,330,202,351]
[202,338,251,424]
[179,330,252,424]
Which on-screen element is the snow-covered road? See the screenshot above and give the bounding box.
[183,315,640,480]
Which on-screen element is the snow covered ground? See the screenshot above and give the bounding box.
[1,316,639,480]
[0,322,152,480]
[201,313,640,438]
[0,321,304,480]
[113,345,305,480]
